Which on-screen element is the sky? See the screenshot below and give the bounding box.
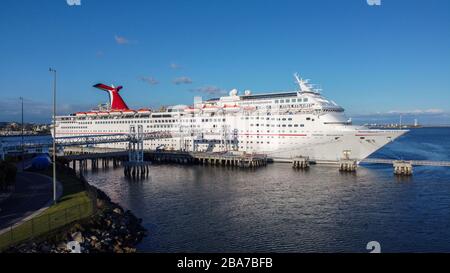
[0,0,449,124]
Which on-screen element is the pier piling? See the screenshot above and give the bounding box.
[292,156,310,169]
[339,159,357,172]
[393,160,413,176]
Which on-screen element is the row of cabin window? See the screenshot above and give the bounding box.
[59,121,93,124]
[247,104,311,110]
[200,118,226,122]
[249,124,305,127]
[242,117,294,120]
[241,116,314,121]
[94,120,149,124]
[60,126,88,129]
[274,98,308,103]
[93,119,183,124]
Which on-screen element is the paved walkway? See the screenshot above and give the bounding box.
[0,171,57,231]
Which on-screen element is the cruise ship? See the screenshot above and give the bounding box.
[53,74,408,163]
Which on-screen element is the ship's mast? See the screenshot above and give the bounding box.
[294,73,319,94]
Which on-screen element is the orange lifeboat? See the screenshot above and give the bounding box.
[86,111,98,117]
[75,112,87,117]
[122,109,136,116]
[184,107,200,113]
[202,105,221,112]
[137,108,152,114]
[109,110,122,116]
[98,111,109,116]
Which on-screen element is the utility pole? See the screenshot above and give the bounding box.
[49,68,57,204]
[20,97,24,170]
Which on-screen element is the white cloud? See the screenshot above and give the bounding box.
[114,35,137,45]
[387,109,445,115]
[170,63,181,69]
[190,86,226,96]
[173,76,193,85]
[141,76,159,85]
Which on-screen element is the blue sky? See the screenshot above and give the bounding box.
[0,0,449,124]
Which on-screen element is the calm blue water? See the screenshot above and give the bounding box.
[0,135,52,143]
[8,129,450,252]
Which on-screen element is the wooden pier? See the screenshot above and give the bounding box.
[193,152,267,168]
[146,151,267,168]
[58,147,450,178]
[61,152,127,174]
[146,151,194,164]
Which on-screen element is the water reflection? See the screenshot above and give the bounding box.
[84,161,450,253]
[81,128,450,252]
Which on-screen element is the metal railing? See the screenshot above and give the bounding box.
[361,158,450,167]
[0,200,94,252]
[0,174,97,253]
[0,131,173,156]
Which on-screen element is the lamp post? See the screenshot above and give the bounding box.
[49,68,57,204]
[20,97,24,171]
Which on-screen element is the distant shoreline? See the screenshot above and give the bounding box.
[363,125,450,129]
[0,133,51,138]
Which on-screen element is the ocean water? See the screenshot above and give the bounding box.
[81,127,450,252]
[0,135,52,143]
[6,129,450,252]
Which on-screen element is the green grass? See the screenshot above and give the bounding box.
[0,165,95,251]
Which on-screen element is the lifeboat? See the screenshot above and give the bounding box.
[122,110,136,116]
[137,108,151,114]
[223,104,240,112]
[86,111,98,117]
[98,111,109,116]
[202,105,221,113]
[75,112,87,117]
[109,110,122,116]
[184,107,200,113]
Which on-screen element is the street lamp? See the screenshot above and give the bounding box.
[20,97,24,171]
[49,68,57,204]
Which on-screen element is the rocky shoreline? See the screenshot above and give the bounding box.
[6,187,147,253]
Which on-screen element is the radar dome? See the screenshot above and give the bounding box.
[244,90,252,96]
[229,89,238,96]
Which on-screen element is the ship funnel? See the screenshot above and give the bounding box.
[93,83,129,110]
